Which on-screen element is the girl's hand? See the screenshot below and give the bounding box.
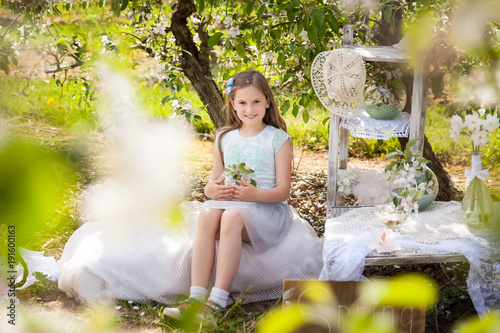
[232,180,258,202]
[205,178,235,201]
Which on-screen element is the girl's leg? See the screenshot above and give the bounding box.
[191,208,223,288]
[212,209,250,292]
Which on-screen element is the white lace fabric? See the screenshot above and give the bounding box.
[320,201,500,314]
[340,110,411,140]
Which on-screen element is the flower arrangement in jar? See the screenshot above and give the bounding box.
[364,63,407,120]
[376,139,439,229]
[449,108,499,227]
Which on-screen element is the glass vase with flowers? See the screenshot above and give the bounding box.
[449,108,499,228]
[364,63,407,120]
[375,139,439,230]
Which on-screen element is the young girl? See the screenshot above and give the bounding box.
[163,70,294,320]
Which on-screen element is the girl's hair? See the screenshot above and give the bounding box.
[218,70,287,141]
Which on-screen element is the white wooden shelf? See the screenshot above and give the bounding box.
[326,25,429,218]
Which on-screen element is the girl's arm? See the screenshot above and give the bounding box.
[204,137,235,200]
[234,140,292,203]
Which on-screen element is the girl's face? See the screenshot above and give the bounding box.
[230,85,269,129]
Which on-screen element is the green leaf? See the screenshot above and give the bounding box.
[258,304,307,333]
[277,53,285,68]
[390,79,406,90]
[405,138,419,153]
[292,105,299,117]
[311,8,325,28]
[307,25,319,44]
[282,99,291,113]
[325,13,339,35]
[302,110,310,123]
[245,1,253,15]
[198,0,205,12]
[235,44,247,59]
[431,75,445,98]
[384,151,400,160]
[161,96,170,105]
[384,160,399,173]
[287,9,295,24]
[207,32,224,47]
[257,4,266,19]
[225,39,232,52]
[383,5,393,23]
[120,0,129,11]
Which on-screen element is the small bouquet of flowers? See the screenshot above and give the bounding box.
[222,162,257,186]
[449,109,499,157]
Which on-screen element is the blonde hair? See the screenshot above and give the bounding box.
[219,70,287,141]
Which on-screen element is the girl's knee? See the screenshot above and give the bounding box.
[197,208,222,232]
[220,210,244,234]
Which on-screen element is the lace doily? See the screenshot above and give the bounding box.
[311,49,366,117]
[341,110,410,140]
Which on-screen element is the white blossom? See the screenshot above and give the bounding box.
[299,30,308,43]
[449,127,461,141]
[297,72,304,82]
[227,27,240,38]
[471,130,489,147]
[483,114,499,132]
[464,113,481,132]
[223,16,233,26]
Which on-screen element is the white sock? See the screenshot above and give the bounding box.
[189,286,209,302]
[207,287,229,308]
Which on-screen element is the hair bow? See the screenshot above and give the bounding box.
[223,78,234,95]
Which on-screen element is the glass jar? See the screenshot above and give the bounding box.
[390,163,439,212]
[364,86,406,120]
[462,152,494,228]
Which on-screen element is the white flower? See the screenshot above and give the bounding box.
[133,306,139,310]
[153,23,166,35]
[449,127,461,141]
[297,72,304,82]
[223,16,233,26]
[471,130,489,147]
[101,35,109,44]
[450,114,464,132]
[299,30,308,43]
[366,229,402,253]
[171,100,181,109]
[483,114,499,132]
[477,108,486,116]
[115,305,122,310]
[464,113,482,132]
[227,27,240,38]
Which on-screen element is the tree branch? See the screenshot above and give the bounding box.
[0,12,23,43]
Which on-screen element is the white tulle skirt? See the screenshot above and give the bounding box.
[58,202,323,305]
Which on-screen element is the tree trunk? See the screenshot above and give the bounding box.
[376,1,462,201]
[170,0,226,129]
